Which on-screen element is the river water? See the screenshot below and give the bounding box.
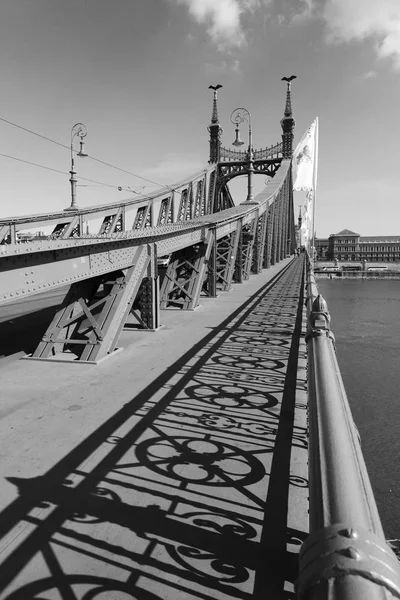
[317,279,400,539]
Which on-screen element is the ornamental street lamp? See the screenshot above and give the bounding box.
[230,107,254,202]
[65,123,88,211]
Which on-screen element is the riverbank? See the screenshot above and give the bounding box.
[316,271,400,279]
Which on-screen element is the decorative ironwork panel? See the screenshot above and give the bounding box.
[157,196,173,226]
[206,170,217,214]
[185,183,193,221]
[220,143,283,162]
[133,205,147,229]
[193,180,203,219]
[98,214,114,235]
[160,233,214,310]
[144,204,152,228]
[177,189,188,222]
[252,212,268,275]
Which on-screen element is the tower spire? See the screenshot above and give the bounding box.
[208,85,223,164]
[280,76,296,159]
[211,87,220,123]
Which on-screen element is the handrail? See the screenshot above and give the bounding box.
[0,166,215,226]
[297,257,400,599]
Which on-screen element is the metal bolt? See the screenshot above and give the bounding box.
[340,528,358,539]
[341,547,361,560]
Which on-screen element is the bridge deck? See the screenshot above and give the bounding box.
[0,256,308,600]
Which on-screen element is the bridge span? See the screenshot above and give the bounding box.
[0,255,309,599]
[1,82,400,598]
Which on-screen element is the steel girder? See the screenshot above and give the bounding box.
[215,227,242,291]
[158,196,174,225]
[203,224,242,296]
[252,211,268,275]
[263,203,273,269]
[50,216,83,239]
[234,217,257,283]
[27,245,155,363]
[0,168,217,244]
[218,158,282,190]
[159,231,215,310]
[270,190,280,266]
[0,161,294,308]
[98,208,125,236]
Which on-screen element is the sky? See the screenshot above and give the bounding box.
[0,0,399,237]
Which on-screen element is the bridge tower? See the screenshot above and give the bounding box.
[208,85,223,164]
[280,76,296,159]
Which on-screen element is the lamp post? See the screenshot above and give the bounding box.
[65,123,88,211]
[230,108,254,202]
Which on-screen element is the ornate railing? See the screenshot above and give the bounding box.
[219,142,282,162]
[297,259,400,599]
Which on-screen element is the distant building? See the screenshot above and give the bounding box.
[327,229,400,261]
[315,237,329,260]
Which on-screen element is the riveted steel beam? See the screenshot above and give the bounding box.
[252,211,268,274]
[214,226,242,292]
[234,217,257,283]
[98,207,125,235]
[0,162,295,309]
[26,245,153,363]
[159,231,214,310]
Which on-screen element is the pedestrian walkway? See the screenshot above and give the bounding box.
[0,256,308,600]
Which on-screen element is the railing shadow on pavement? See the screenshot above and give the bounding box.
[0,257,308,600]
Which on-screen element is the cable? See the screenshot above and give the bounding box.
[0,152,121,190]
[86,154,178,192]
[0,152,68,176]
[0,117,69,150]
[0,116,185,194]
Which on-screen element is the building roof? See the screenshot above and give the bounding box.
[360,236,400,243]
[330,229,360,237]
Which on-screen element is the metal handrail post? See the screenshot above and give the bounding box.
[297,255,400,599]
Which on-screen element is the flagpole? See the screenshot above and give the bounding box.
[310,117,319,262]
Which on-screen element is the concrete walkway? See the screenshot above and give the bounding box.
[0,256,308,600]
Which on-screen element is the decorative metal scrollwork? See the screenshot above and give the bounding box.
[135,436,265,486]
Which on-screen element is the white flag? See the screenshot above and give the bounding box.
[293,118,318,195]
[300,194,312,244]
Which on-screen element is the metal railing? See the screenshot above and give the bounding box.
[297,257,400,599]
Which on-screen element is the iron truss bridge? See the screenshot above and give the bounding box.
[0,159,295,364]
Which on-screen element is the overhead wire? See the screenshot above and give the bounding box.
[0,152,128,190]
[0,116,183,194]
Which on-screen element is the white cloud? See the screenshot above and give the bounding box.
[204,58,242,74]
[291,0,315,24]
[362,70,377,79]
[174,0,271,49]
[232,59,242,72]
[175,0,245,48]
[322,0,400,69]
[205,60,229,74]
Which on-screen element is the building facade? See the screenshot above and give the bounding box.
[315,237,329,260]
[327,229,400,262]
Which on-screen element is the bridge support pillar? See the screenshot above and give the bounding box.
[234,217,257,283]
[252,212,268,274]
[216,226,242,291]
[159,232,214,310]
[25,245,154,364]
